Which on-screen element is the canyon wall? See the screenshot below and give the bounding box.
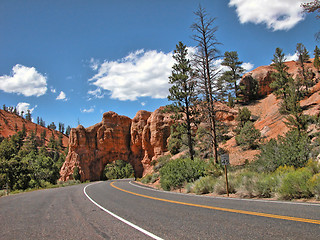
[59,107,175,181]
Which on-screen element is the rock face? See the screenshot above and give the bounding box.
[0,109,69,148]
[241,59,320,97]
[59,108,175,181]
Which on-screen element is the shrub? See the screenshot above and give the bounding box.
[254,130,311,172]
[255,174,279,198]
[159,158,207,191]
[192,176,216,195]
[235,171,258,197]
[73,166,81,181]
[214,174,236,195]
[236,107,251,128]
[153,155,171,172]
[277,168,313,200]
[103,160,134,180]
[141,173,159,184]
[308,173,320,200]
[235,121,260,150]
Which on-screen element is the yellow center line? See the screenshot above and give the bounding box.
[110,182,320,225]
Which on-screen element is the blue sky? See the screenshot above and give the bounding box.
[0,0,318,128]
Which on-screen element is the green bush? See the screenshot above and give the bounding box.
[308,173,320,200]
[159,158,207,191]
[277,168,313,200]
[153,155,171,172]
[235,121,260,150]
[235,171,258,197]
[255,174,279,198]
[214,174,236,195]
[103,160,134,180]
[192,176,216,195]
[73,166,81,181]
[254,130,311,172]
[141,173,159,184]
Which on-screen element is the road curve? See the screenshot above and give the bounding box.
[86,180,320,239]
[1,180,320,239]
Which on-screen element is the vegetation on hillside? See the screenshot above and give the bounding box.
[0,128,67,192]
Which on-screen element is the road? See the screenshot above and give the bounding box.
[1,180,320,239]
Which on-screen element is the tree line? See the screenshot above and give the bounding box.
[2,104,72,136]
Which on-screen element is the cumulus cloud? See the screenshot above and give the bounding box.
[81,106,95,113]
[0,64,47,97]
[16,102,37,114]
[285,52,299,61]
[229,0,309,31]
[56,91,67,101]
[241,62,254,72]
[89,49,175,101]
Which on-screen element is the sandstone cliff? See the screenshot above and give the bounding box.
[59,108,175,181]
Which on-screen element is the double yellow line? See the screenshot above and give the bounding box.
[110,182,320,225]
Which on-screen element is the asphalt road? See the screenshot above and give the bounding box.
[1,180,320,239]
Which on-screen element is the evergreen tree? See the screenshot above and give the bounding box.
[40,129,46,146]
[314,46,320,72]
[168,41,197,160]
[48,122,56,130]
[270,48,291,100]
[296,43,313,93]
[25,110,32,121]
[221,51,245,102]
[65,125,71,137]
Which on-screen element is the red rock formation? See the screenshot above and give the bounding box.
[60,108,175,181]
[241,59,319,97]
[60,112,132,181]
[0,109,69,147]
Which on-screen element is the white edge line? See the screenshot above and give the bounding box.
[83,182,164,240]
[129,181,320,207]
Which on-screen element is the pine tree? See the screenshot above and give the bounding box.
[296,43,313,93]
[25,110,32,121]
[270,48,291,100]
[168,41,197,160]
[65,126,71,137]
[221,51,245,102]
[314,46,320,72]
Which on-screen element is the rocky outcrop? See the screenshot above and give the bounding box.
[59,108,175,181]
[241,59,319,98]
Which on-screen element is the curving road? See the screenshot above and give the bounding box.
[1,180,320,239]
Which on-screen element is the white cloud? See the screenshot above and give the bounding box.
[56,91,67,101]
[229,0,309,31]
[241,62,254,72]
[89,49,175,101]
[285,52,299,61]
[89,58,100,71]
[16,102,37,114]
[141,102,146,106]
[0,64,47,97]
[81,106,95,113]
[50,87,56,93]
[87,88,105,100]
